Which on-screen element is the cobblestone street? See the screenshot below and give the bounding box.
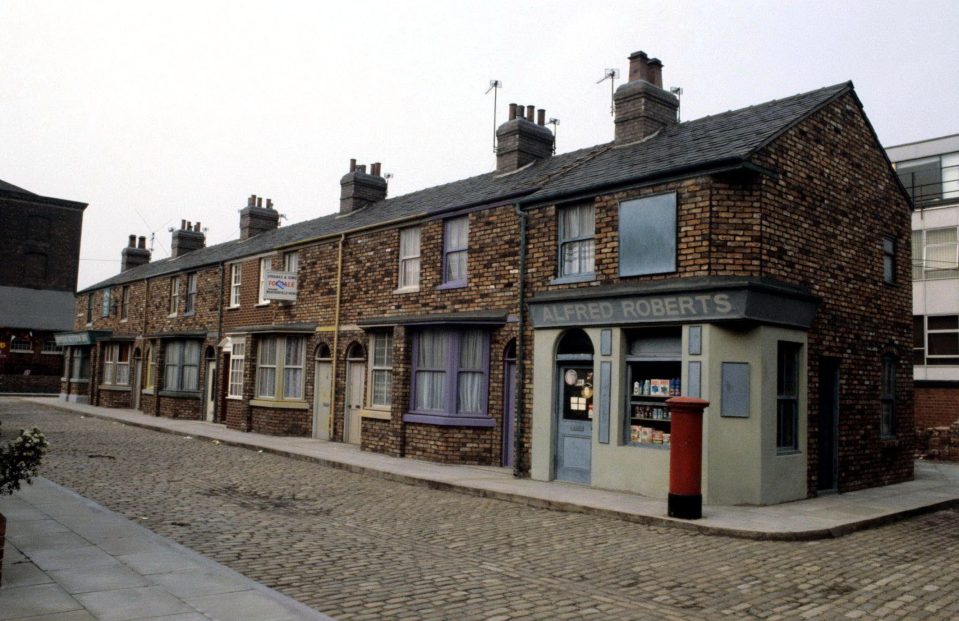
[4,399,958,620]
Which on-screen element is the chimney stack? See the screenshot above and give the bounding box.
[121,233,151,271]
[239,194,280,239]
[613,50,678,145]
[171,219,206,257]
[495,102,555,174]
[340,159,388,214]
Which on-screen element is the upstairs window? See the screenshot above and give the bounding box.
[883,237,896,284]
[284,251,299,274]
[120,286,130,320]
[258,257,272,304]
[915,315,959,366]
[619,192,677,277]
[442,217,469,287]
[230,264,242,307]
[896,153,959,207]
[101,289,111,317]
[369,332,394,408]
[558,205,595,278]
[169,277,180,315]
[185,273,198,314]
[86,294,94,324]
[880,356,896,437]
[398,227,421,290]
[41,341,62,354]
[913,227,959,281]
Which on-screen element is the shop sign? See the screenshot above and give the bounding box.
[55,332,97,346]
[531,292,742,328]
[264,271,298,301]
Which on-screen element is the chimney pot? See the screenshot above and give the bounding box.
[256,197,263,208]
[128,234,136,248]
[180,219,186,230]
[138,236,146,249]
[537,109,545,126]
[508,103,517,120]
[628,50,650,82]
[358,164,366,173]
[248,195,255,207]
[194,221,201,232]
[526,105,535,121]
[266,199,273,209]
[349,158,357,173]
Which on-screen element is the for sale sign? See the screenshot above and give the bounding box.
[264,270,298,301]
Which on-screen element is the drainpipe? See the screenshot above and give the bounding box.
[329,233,346,439]
[513,204,527,478]
[215,262,225,423]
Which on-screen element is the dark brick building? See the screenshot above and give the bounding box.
[60,50,913,504]
[0,179,86,393]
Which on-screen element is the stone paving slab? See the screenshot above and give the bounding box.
[0,478,333,620]
[28,396,959,540]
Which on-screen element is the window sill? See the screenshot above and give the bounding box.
[141,388,155,395]
[776,448,802,456]
[250,398,308,410]
[403,412,494,428]
[436,282,467,291]
[361,408,391,420]
[98,384,131,392]
[255,302,271,307]
[880,436,901,448]
[550,273,596,285]
[158,389,202,399]
[69,379,90,384]
[120,318,128,323]
[227,305,240,311]
[183,311,196,317]
[167,313,178,319]
[393,286,420,295]
[41,352,64,355]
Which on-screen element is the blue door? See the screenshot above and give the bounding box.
[555,363,593,484]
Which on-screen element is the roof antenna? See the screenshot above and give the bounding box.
[596,68,619,116]
[548,117,560,154]
[486,79,502,153]
[670,87,684,122]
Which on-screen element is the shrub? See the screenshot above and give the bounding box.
[0,423,49,496]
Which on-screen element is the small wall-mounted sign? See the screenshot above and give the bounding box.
[264,271,298,301]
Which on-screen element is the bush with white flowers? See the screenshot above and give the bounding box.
[0,423,49,496]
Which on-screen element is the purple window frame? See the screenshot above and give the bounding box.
[438,217,469,289]
[404,328,493,427]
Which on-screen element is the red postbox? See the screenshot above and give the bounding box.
[666,396,709,519]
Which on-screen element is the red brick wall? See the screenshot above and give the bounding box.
[97,388,132,409]
[250,406,311,436]
[915,386,959,429]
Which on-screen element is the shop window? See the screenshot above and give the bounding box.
[256,335,306,400]
[86,293,94,324]
[776,342,801,452]
[169,277,180,315]
[164,340,200,391]
[442,217,469,287]
[398,227,421,290]
[881,356,896,437]
[102,343,131,386]
[230,264,242,307]
[883,237,896,284]
[369,332,393,408]
[406,328,490,426]
[914,227,959,280]
[558,204,595,279]
[619,192,677,277]
[258,257,272,304]
[185,273,198,314]
[101,289,112,317]
[120,286,130,321]
[228,338,245,398]
[558,329,595,418]
[624,329,681,448]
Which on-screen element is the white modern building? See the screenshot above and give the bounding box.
[888,134,959,429]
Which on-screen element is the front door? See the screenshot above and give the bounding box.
[555,364,593,484]
[502,361,517,467]
[132,359,142,410]
[313,361,332,440]
[345,361,364,445]
[204,360,216,422]
[817,357,840,492]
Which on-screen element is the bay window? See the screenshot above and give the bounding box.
[256,336,306,400]
[163,340,200,391]
[406,328,491,426]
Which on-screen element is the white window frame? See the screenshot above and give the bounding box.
[10,339,33,353]
[442,217,469,287]
[283,251,299,274]
[230,264,242,308]
[120,285,130,321]
[914,227,959,281]
[228,338,246,399]
[41,341,62,355]
[163,340,201,391]
[398,227,421,291]
[102,343,130,386]
[368,332,394,409]
[185,273,198,314]
[145,345,156,390]
[101,289,112,318]
[169,277,180,316]
[558,204,596,279]
[258,257,272,305]
[255,335,306,401]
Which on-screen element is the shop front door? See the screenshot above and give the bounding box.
[313,361,332,440]
[555,364,593,484]
[345,360,364,445]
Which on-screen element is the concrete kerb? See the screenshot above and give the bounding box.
[25,397,959,542]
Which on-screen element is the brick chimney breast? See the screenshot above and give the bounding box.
[495,103,554,174]
[240,194,280,239]
[171,220,206,257]
[339,160,388,215]
[121,233,151,271]
[614,50,678,145]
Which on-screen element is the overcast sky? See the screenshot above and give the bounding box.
[3,0,958,290]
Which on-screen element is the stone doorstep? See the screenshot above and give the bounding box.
[27,396,959,542]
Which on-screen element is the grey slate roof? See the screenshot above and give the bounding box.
[0,286,76,330]
[522,82,852,204]
[0,179,35,195]
[80,81,854,293]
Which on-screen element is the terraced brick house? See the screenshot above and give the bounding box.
[59,49,913,505]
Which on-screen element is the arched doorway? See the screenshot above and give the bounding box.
[313,342,333,440]
[502,339,517,468]
[344,342,366,445]
[555,329,594,484]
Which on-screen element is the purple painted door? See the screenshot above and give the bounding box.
[502,361,517,467]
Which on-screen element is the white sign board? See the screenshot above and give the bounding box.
[264,270,298,301]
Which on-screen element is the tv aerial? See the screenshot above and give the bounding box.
[596,68,619,116]
[486,79,502,153]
